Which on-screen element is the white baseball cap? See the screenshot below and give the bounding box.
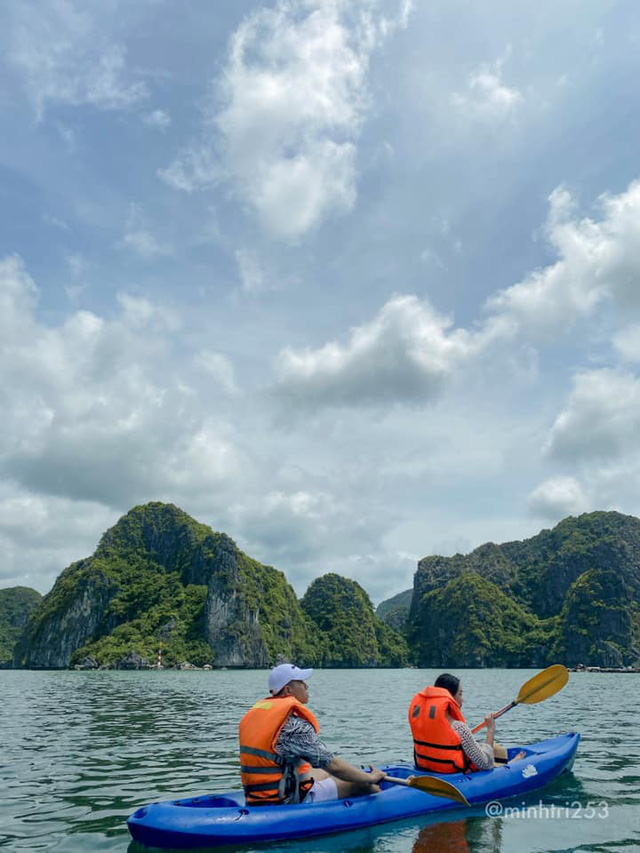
[268,663,313,695]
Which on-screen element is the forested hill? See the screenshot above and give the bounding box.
[376,588,412,631]
[0,587,41,665]
[11,502,406,670]
[405,511,640,668]
[7,506,640,670]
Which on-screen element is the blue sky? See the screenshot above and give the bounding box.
[1,0,640,601]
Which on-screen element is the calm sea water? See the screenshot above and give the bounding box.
[1,669,638,853]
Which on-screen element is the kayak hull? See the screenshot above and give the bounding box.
[128,732,579,849]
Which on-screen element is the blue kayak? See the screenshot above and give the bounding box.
[128,732,579,849]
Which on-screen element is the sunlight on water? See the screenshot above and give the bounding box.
[1,669,639,852]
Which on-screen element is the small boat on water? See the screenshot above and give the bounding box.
[128,732,579,849]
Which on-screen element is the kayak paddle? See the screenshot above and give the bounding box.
[383,774,470,805]
[471,664,569,734]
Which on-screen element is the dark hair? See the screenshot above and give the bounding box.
[434,673,460,698]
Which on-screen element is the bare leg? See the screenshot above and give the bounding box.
[311,768,380,798]
[333,778,381,798]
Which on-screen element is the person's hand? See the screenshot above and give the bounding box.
[366,765,386,785]
[484,715,495,734]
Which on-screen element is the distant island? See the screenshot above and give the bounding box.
[2,503,639,670]
[8,502,406,670]
[0,587,42,666]
[381,511,640,670]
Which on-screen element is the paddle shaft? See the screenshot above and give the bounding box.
[470,664,569,733]
[383,775,412,787]
[471,701,515,734]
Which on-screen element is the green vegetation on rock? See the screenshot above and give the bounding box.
[408,511,640,668]
[553,569,635,667]
[16,503,323,669]
[301,573,408,667]
[408,573,554,667]
[0,587,42,665]
[9,506,640,670]
[377,588,413,632]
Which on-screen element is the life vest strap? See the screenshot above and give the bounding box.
[240,765,282,774]
[244,780,285,793]
[413,739,462,750]
[240,744,279,760]
[414,753,460,767]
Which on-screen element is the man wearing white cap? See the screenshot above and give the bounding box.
[239,663,384,806]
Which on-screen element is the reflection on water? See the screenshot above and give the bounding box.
[412,815,504,853]
[2,669,640,852]
[413,818,472,852]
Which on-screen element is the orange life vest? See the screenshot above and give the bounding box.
[239,696,320,805]
[408,686,475,773]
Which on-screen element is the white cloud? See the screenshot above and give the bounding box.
[273,294,477,407]
[194,350,238,395]
[0,255,243,512]
[0,491,115,592]
[270,179,640,410]
[142,109,171,129]
[452,59,523,121]
[229,485,405,599]
[66,253,86,277]
[235,249,267,294]
[1,256,426,598]
[544,369,640,463]
[117,203,171,258]
[158,146,221,193]
[528,476,589,520]
[5,2,147,118]
[161,0,412,239]
[529,369,640,523]
[115,292,179,332]
[485,181,640,339]
[613,325,640,362]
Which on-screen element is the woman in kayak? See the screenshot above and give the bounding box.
[408,673,524,772]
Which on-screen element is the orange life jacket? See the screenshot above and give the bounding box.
[408,686,476,773]
[239,696,320,805]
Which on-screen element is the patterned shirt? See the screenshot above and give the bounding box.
[450,720,495,770]
[275,715,335,769]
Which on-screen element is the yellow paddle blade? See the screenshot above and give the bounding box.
[407,776,470,806]
[515,664,569,706]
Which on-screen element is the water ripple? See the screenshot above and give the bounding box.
[1,669,638,852]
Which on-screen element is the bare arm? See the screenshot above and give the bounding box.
[483,715,495,749]
[326,756,385,786]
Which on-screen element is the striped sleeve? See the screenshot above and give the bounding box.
[450,720,495,770]
[275,716,335,769]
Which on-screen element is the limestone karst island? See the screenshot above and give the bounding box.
[1,502,639,671]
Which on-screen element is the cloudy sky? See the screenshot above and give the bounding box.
[1,0,640,603]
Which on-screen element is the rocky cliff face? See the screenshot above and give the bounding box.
[553,569,637,667]
[15,502,319,669]
[408,511,640,668]
[0,587,42,665]
[17,564,120,668]
[202,534,269,667]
